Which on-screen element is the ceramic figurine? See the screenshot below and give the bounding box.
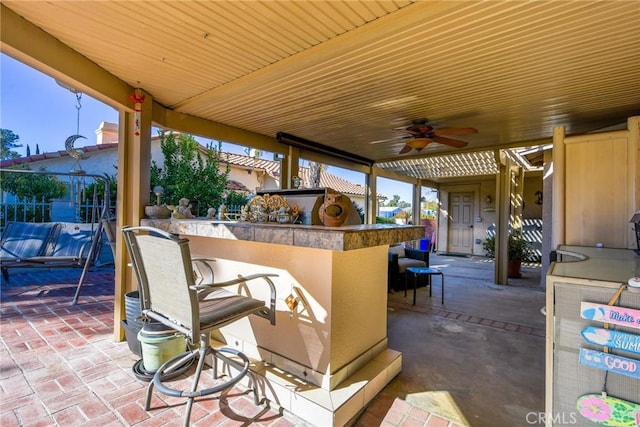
[240,205,249,222]
[167,205,185,219]
[217,204,227,220]
[177,198,194,218]
[291,176,301,189]
[318,192,350,227]
[277,206,290,223]
[206,207,217,219]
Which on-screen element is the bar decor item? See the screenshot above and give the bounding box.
[576,394,640,426]
[318,190,350,227]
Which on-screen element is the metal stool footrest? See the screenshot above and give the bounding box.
[145,342,251,427]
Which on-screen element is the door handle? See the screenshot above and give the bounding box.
[468,225,474,228]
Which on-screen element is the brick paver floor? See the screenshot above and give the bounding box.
[1,267,463,426]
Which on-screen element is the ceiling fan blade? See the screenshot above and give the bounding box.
[432,135,469,148]
[433,127,478,136]
[399,144,413,154]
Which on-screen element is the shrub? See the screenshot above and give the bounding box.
[150,131,229,216]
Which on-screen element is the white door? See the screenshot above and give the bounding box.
[448,192,474,254]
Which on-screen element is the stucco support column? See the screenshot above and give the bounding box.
[512,165,524,232]
[495,150,510,285]
[551,126,566,250]
[541,149,553,288]
[368,168,380,224]
[628,116,639,229]
[113,92,153,341]
[412,178,422,228]
[283,146,300,189]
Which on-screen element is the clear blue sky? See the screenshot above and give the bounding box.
[1,53,417,203]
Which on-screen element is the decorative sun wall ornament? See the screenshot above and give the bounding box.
[129,88,145,136]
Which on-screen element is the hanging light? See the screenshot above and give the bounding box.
[407,138,431,151]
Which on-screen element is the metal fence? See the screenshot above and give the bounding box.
[0,197,115,231]
[0,168,114,232]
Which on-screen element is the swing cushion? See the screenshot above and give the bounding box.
[0,221,99,280]
[49,223,95,259]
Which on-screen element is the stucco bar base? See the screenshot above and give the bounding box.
[141,219,424,425]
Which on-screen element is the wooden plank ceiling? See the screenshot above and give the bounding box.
[2,0,639,180]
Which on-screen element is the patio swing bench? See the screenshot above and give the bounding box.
[0,221,100,281]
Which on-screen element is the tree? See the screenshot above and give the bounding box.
[385,194,410,208]
[308,161,322,188]
[0,166,67,224]
[26,144,31,157]
[150,131,230,215]
[1,166,67,201]
[386,195,401,207]
[36,144,40,155]
[1,129,23,159]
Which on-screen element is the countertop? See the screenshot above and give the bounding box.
[549,245,640,283]
[140,219,426,251]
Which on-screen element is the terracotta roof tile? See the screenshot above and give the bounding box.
[0,144,118,168]
[296,167,376,197]
[1,141,379,197]
[226,180,249,191]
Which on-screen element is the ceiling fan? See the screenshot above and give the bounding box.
[376,119,478,154]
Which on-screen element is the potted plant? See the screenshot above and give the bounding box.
[482,230,531,278]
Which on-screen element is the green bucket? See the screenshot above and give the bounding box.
[137,328,187,373]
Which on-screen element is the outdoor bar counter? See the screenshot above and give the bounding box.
[141,218,424,425]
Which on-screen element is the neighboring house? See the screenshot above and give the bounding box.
[378,206,403,219]
[1,122,376,211]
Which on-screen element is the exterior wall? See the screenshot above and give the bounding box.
[227,167,265,193]
[437,174,543,256]
[556,117,639,249]
[522,175,543,219]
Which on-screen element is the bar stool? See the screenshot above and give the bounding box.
[406,266,444,305]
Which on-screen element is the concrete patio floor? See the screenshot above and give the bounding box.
[0,253,545,426]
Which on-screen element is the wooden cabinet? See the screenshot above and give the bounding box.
[546,246,640,426]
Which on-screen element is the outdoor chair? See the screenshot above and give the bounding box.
[121,226,277,427]
[388,244,429,293]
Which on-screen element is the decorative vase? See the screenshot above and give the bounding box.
[318,192,350,227]
[292,176,301,189]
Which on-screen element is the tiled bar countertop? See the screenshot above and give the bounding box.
[141,219,426,251]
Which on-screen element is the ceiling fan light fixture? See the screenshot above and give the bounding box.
[407,138,431,151]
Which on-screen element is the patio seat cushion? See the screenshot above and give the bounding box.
[397,256,427,273]
[49,223,95,259]
[388,244,406,258]
[0,222,59,261]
